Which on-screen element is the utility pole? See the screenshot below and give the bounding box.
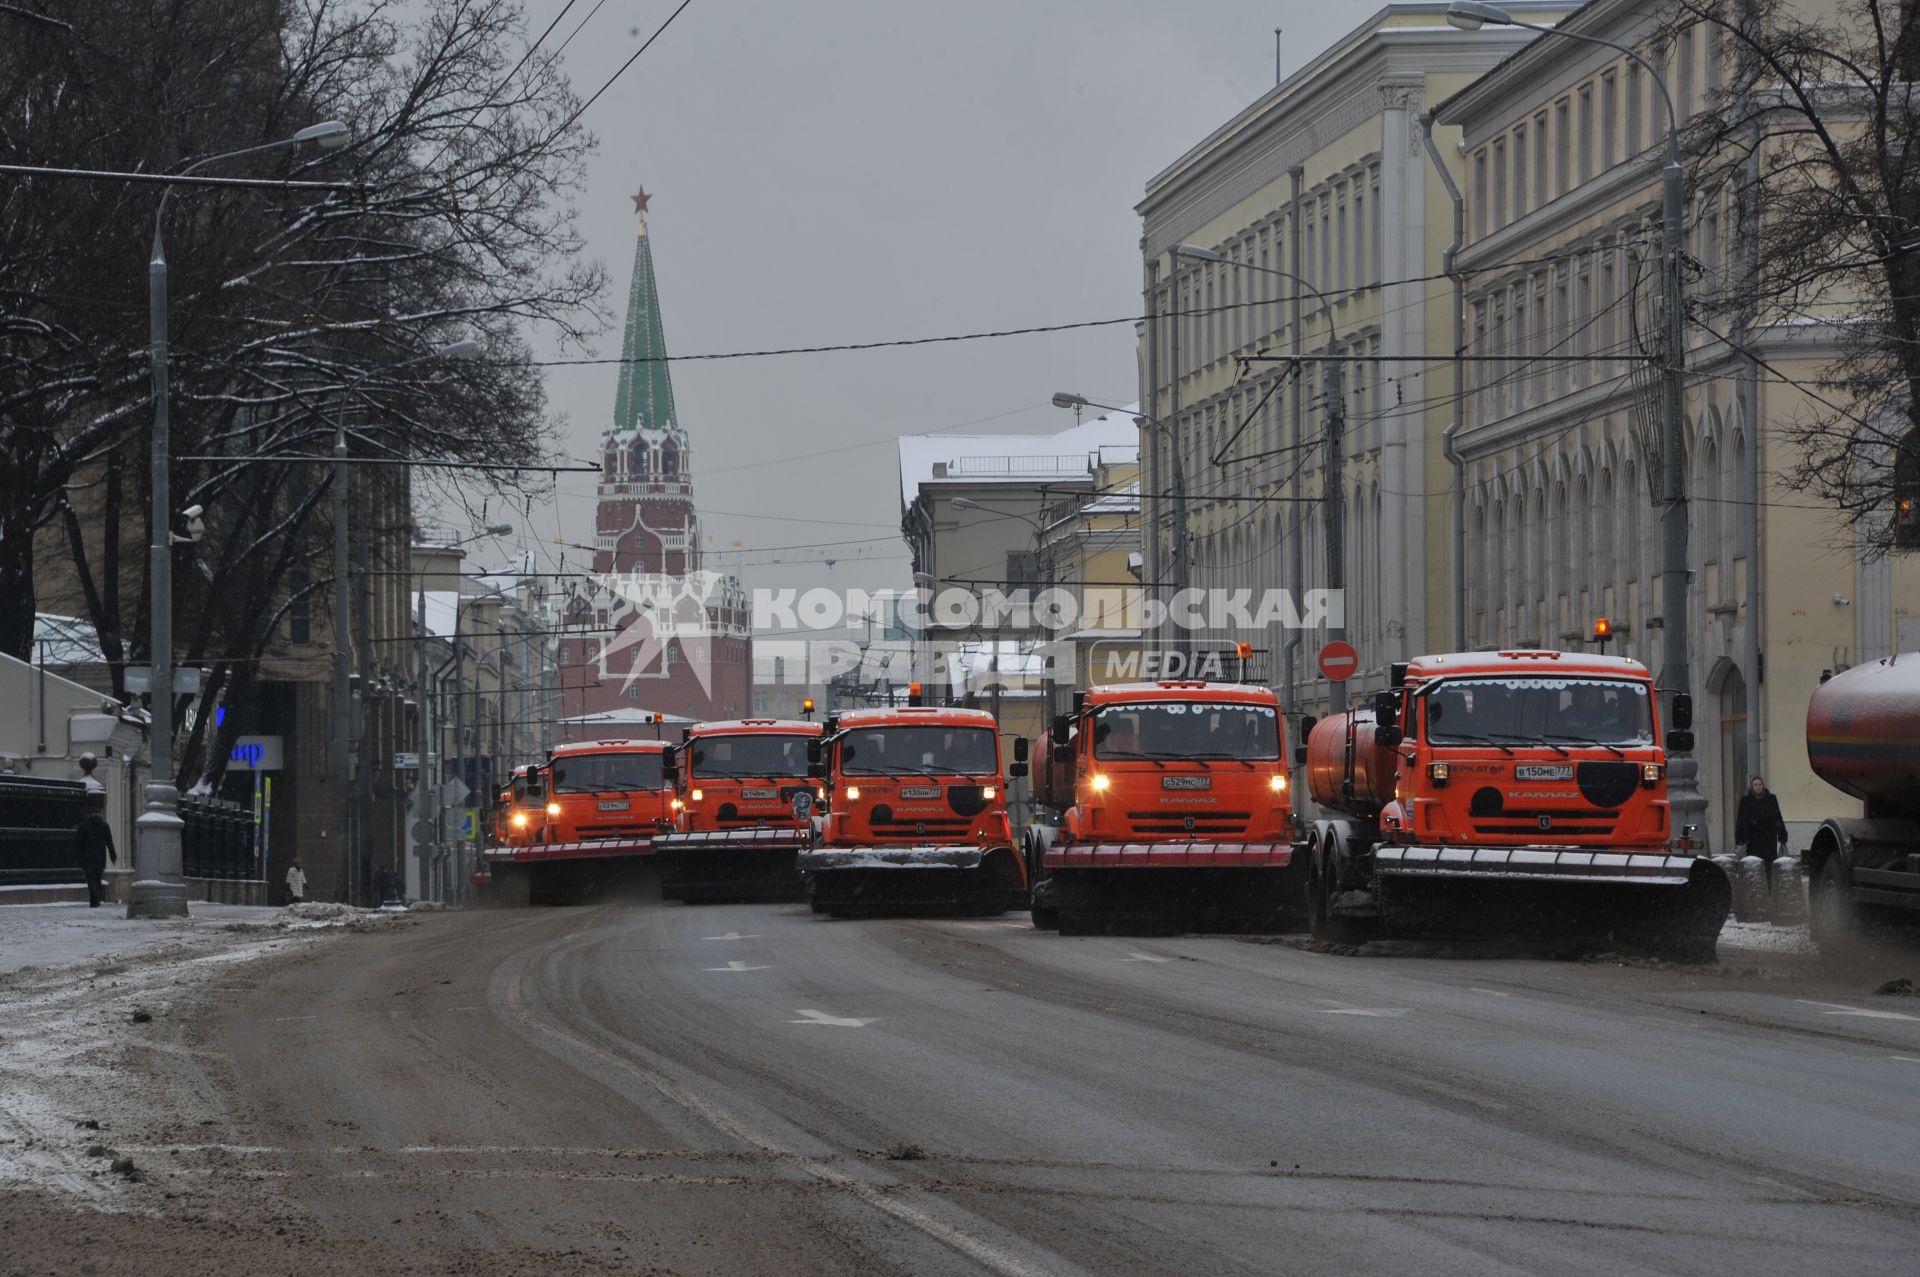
[1658,146,1708,846]
[1168,252,1189,659]
[354,467,375,905]
[1324,361,1347,714]
[130,222,188,919]
[330,420,352,903]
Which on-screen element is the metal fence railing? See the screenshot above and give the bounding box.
[180,796,258,881]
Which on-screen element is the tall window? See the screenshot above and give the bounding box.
[1602,71,1619,169]
[1533,111,1549,207]
[1719,665,1748,832]
[1679,25,1695,119]
[1578,84,1594,184]
[1353,185,1366,287]
[1474,150,1489,238]
[1513,124,1528,219]
[1627,63,1643,155]
[1493,139,1508,228]
[1555,98,1571,195]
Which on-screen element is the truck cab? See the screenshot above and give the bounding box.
[814,705,1015,849]
[1041,681,1293,843]
[493,764,546,848]
[1354,652,1673,850]
[669,719,823,833]
[538,738,674,845]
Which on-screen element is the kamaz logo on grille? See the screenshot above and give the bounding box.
[1538,815,1553,830]
[915,821,927,834]
[1163,776,1212,790]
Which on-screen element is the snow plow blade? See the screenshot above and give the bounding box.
[1038,842,1303,936]
[655,828,808,903]
[1370,846,1732,960]
[481,838,657,906]
[799,844,1027,918]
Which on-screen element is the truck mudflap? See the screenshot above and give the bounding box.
[655,827,808,903]
[799,843,1028,918]
[480,838,657,906]
[1368,845,1732,959]
[1036,842,1302,936]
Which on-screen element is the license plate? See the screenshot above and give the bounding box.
[741,787,777,799]
[597,800,630,811]
[902,786,940,799]
[1514,765,1573,781]
[1163,775,1212,790]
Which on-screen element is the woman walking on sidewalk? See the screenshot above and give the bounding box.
[285,859,307,906]
[1735,776,1789,864]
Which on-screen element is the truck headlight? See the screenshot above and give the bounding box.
[1090,774,1110,792]
[983,785,996,799]
[1641,763,1662,786]
[690,788,704,802]
[546,801,561,817]
[511,811,527,828]
[1428,762,1450,785]
[1269,774,1288,792]
[845,786,861,801]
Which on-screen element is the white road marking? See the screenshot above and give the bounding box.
[952,921,1028,931]
[1316,1007,1410,1017]
[1890,1055,1920,1064]
[1469,987,1511,997]
[269,1014,317,1022]
[703,932,758,941]
[1796,999,1920,1022]
[1119,952,1171,963]
[789,1009,878,1027]
[502,976,1051,1277]
[703,960,771,973]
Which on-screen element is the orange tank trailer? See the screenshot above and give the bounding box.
[1025,680,1300,935]
[1298,650,1729,958]
[797,702,1030,917]
[654,718,823,903]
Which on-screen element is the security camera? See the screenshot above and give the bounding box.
[179,505,207,543]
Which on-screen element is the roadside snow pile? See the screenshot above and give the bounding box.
[1718,921,1816,956]
[277,901,408,932]
[406,899,448,912]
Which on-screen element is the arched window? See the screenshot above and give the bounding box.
[1895,427,1920,549]
[661,441,679,476]
[628,439,648,476]
[1718,664,1748,833]
[604,444,619,475]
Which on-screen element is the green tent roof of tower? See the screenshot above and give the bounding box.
[609,186,682,440]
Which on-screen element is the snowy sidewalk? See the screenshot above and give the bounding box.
[0,902,286,977]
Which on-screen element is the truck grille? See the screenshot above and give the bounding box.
[1125,810,1253,836]
[1471,808,1620,839]
[871,818,972,837]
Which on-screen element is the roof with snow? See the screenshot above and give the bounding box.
[897,406,1141,507]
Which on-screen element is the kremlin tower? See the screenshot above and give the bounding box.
[556,188,751,731]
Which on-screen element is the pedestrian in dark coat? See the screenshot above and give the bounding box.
[1734,775,1788,863]
[73,792,116,908]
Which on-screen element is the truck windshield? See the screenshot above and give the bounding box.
[838,726,998,777]
[1424,677,1653,747]
[690,734,813,779]
[1092,702,1281,760]
[549,752,665,793]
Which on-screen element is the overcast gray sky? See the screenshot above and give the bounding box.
[485,1,1358,601]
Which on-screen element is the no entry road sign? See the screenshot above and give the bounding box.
[1318,640,1359,682]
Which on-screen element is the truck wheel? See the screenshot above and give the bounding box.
[1809,856,1858,949]
[1029,877,1060,931]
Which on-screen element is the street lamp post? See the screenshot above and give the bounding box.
[1170,245,1345,712]
[329,339,484,904]
[132,121,349,920]
[950,496,1043,827]
[1446,0,1707,843]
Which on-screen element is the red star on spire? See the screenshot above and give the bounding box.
[630,186,652,215]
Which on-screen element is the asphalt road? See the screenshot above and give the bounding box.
[7,892,1920,1276]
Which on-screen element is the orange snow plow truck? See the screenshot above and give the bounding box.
[1300,651,1731,959]
[797,703,1030,917]
[1024,680,1301,935]
[654,718,823,903]
[483,738,673,905]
